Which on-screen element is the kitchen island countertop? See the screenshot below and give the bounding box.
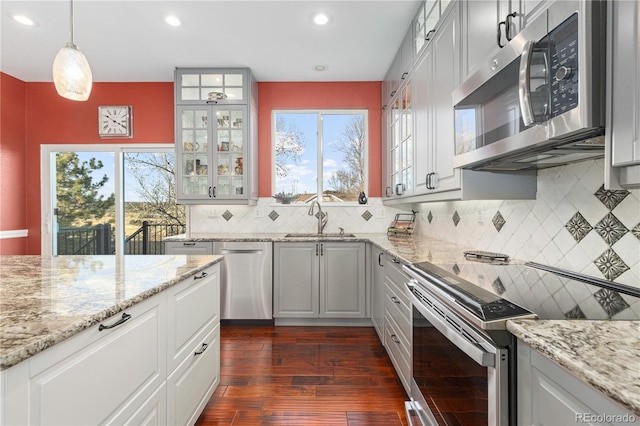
[507,319,640,417]
[0,254,223,370]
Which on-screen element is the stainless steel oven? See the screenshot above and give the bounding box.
[452,0,606,171]
[402,257,640,426]
[406,280,510,425]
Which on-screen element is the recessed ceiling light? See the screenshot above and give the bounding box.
[165,15,181,27]
[313,13,330,25]
[13,15,35,26]
[314,65,328,72]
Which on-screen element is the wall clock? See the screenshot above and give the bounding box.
[98,105,133,138]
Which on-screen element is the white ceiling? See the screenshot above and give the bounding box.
[0,0,421,83]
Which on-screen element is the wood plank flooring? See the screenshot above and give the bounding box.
[195,325,409,425]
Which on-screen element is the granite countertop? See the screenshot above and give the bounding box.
[508,319,640,417]
[166,232,476,265]
[0,254,223,370]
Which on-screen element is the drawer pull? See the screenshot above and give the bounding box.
[390,334,401,344]
[183,242,196,246]
[194,342,209,356]
[390,296,401,304]
[99,313,131,331]
[194,271,209,280]
[391,258,401,264]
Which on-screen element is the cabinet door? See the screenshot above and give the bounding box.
[177,106,213,202]
[166,264,219,373]
[213,106,247,198]
[273,243,319,318]
[610,0,640,167]
[167,324,220,426]
[164,241,213,255]
[175,68,246,105]
[413,45,434,196]
[430,2,461,193]
[320,242,366,318]
[463,0,501,79]
[28,297,166,426]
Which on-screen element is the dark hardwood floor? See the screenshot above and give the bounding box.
[195,325,409,425]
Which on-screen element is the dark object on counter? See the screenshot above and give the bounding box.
[387,211,416,235]
[463,250,510,262]
[358,191,368,204]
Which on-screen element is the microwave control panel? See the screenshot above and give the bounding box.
[549,13,579,117]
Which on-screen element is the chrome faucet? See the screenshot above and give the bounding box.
[308,200,328,234]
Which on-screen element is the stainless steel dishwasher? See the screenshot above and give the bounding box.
[212,241,272,321]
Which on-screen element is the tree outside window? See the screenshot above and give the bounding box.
[273,110,368,203]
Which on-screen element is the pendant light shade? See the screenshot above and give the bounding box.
[52,0,92,101]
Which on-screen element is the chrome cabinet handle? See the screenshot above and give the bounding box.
[99,313,131,331]
[320,243,324,256]
[183,242,196,246]
[378,252,384,267]
[391,257,401,264]
[425,29,435,41]
[497,20,506,48]
[193,271,208,280]
[505,12,517,41]
[391,335,401,344]
[315,244,319,256]
[391,296,401,304]
[401,72,409,80]
[194,342,208,356]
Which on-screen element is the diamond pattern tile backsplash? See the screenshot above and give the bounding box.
[188,198,407,236]
[414,159,640,288]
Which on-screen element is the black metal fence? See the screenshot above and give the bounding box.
[57,224,113,255]
[125,221,186,255]
[57,222,185,255]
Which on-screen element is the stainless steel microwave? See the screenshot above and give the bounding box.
[452,0,606,171]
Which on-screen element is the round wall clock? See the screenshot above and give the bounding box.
[98,105,133,138]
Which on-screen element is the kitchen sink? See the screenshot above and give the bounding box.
[284,233,356,238]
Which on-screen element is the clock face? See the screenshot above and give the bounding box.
[98,106,132,138]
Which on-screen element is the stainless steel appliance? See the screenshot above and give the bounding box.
[403,259,640,425]
[211,241,272,321]
[453,0,606,171]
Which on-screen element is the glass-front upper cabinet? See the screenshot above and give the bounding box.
[413,0,453,58]
[175,67,257,205]
[177,106,247,202]
[175,68,247,105]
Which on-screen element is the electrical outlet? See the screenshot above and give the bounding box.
[377,209,386,218]
[477,210,484,224]
[256,208,265,218]
[207,209,218,218]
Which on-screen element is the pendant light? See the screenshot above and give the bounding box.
[52,0,92,101]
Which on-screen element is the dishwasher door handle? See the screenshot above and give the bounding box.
[220,249,263,254]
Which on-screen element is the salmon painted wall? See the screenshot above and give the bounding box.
[2,77,381,254]
[23,81,174,254]
[257,82,382,197]
[0,73,27,254]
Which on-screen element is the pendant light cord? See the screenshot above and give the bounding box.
[69,0,74,45]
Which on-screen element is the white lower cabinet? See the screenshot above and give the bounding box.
[273,242,367,319]
[0,263,220,426]
[517,340,636,425]
[381,255,412,395]
[371,247,386,341]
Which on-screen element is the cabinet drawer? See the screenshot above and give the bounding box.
[385,258,411,306]
[167,323,220,426]
[28,296,166,426]
[167,265,220,372]
[384,282,411,340]
[164,241,213,255]
[384,313,411,394]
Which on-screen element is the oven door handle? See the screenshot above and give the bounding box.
[407,284,495,368]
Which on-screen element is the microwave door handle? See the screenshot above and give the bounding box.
[519,40,536,127]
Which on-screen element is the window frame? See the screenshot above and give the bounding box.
[271,109,369,206]
[40,143,175,256]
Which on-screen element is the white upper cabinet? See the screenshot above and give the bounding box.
[606,0,640,188]
[461,0,548,80]
[174,68,259,205]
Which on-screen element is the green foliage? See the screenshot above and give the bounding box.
[55,152,115,227]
